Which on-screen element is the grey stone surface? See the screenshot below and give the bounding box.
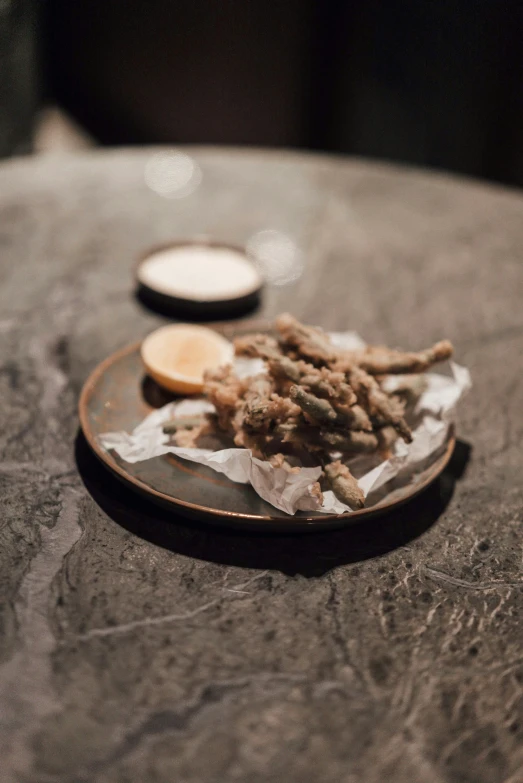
[0,148,522,783]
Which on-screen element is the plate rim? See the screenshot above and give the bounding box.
[78,335,456,525]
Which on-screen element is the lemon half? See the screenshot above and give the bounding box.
[141,324,234,395]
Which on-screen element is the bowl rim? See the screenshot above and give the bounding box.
[135,238,263,304]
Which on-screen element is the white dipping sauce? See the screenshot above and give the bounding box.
[138,245,261,302]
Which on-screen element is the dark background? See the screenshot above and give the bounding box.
[3,0,523,186]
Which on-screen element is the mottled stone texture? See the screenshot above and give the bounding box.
[0,150,522,783]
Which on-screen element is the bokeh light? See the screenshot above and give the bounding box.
[144,150,202,198]
[246,229,303,286]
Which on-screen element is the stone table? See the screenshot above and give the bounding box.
[0,149,522,783]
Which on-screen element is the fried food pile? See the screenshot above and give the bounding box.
[168,314,453,510]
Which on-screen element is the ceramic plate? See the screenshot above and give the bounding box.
[79,321,455,532]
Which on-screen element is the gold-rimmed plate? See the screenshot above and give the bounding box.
[79,321,455,532]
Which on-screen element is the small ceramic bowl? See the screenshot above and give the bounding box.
[136,239,263,319]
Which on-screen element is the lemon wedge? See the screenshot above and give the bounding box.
[141,324,234,395]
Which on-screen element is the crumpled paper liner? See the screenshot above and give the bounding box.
[99,333,471,516]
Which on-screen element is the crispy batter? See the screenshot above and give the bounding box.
[273,420,322,449]
[275,313,338,363]
[269,453,300,474]
[241,385,301,434]
[301,366,357,406]
[332,403,373,432]
[319,428,379,454]
[203,365,242,431]
[288,384,370,433]
[266,394,301,422]
[268,355,305,384]
[289,385,338,425]
[196,314,454,511]
[324,461,364,510]
[309,481,324,506]
[345,366,412,443]
[241,374,274,429]
[339,340,453,375]
[270,357,357,408]
[234,333,281,361]
[273,420,378,455]
[376,425,399,458]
